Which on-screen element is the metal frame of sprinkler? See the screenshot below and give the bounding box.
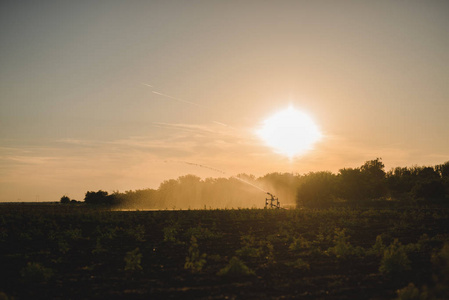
[265,192,280,209]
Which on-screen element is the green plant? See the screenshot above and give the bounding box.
[431,242,449,298]
[289,235,310,252]
[124,248,143,272]
[0,291,12,300]
[127,224,146,242]
[369,235,385,256]
[20,262,54,284]
[217,256,255,277]
[236,234,263,259]
[327,228,360,259]
[395,283,425,300]
[92,237,106,254]
[286,258,310,271]
[184,236,206,273]
[65,228,82,240]
[379,239,411,276]
[185,224,221,240]
[163,224,183,244]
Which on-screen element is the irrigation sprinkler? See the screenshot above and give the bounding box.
[265,192,280,209]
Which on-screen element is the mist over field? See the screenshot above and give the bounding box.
[69,159,449,210]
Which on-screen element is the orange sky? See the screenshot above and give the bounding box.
[1,1,448,202]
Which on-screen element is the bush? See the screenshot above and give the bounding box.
[0,291,12,300]
[124,248,143,272]
[289,236,310,252]
[20,262,54,284]
[367,235,385,256]
[286,258,310,271]
[60,195,70,204]
[127,225,146,242]
[217,256,255,277]
[395,283,425,300]
[235,234,263,259]
[184,236,206,273]
[327,228,362,258]
[379,239,411,276]
[163,224,182,244]
[431,243,449,298]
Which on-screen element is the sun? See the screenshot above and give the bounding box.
[257,106,322,158]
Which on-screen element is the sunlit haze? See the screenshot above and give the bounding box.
[1,1,448,202]
[257,106,321,158]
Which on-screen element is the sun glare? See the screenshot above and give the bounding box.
[257,106,322,158]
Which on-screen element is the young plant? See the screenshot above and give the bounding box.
[379,239,411,276]
[127,224,146,242]
[236,233,263,259]
[20,262,54,284]
[327,228,361,259]
[395,283,425,300]
[286,258,310,271]
[368,235,385,256]
[289,235,310,252]
[163,224,183,245]
[124,247,143,272]
[217,256,255,277]
[184,236,207,273]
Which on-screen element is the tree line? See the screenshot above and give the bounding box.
[297,159,449,208]
[61,159,449,209]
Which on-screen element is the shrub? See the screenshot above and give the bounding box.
[367,235,385,256]
[379,239,411,276]
[20,262,54,284]
[124,248,143,272]
[327,228,362,258]
[0,292,12,300]
[217,256,255,277]
[163,224,183,244]
[395,283,424,300]
[60,195,70,204]
[431,243,449,297]
[185,225,222,240]
[289,236,310,252]
[184,236,206,273]
[235,234,263,259]
[286,258,310,271]
[127,224,146,242]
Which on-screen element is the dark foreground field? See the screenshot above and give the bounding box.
[1,204,449,299]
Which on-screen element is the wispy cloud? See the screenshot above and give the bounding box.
[152,91,201,107]
[142,83,201,107]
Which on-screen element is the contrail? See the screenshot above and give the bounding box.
[212,121,237,130]
[213,121,229,127]
[142,83,236,132]
[152,91,201,107]
[142,83,201,107]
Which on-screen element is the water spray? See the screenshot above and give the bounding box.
[163,160,280,208]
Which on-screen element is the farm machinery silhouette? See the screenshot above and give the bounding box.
[265,192,281,209]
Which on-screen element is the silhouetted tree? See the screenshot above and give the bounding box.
[84,190,110,205]
[359,158,387,199]
[60,195,70,204]
[412,179,446,200]
[386,167,414,199]
[338,167,364,202]
[436,162,449,178]
[297,171,338,208]
[338,159,387,203]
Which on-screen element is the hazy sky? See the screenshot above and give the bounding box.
[1,0,448,202]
